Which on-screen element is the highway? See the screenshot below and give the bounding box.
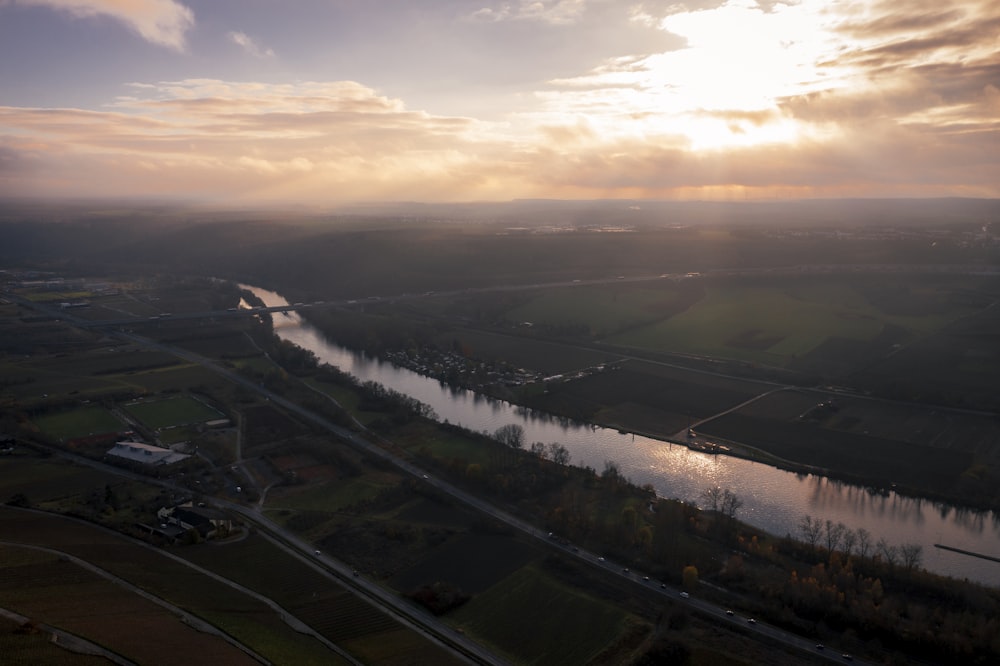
[5,286,879,664]
[106,327,871,664]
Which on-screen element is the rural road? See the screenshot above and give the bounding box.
[8,286,882,665]
[111,327,874,664]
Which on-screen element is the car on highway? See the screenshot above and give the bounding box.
[680,592,690,599]
[747,618,757,625]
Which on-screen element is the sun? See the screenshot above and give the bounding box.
[536,1,839,152]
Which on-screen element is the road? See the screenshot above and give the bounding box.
[6,287,881,664]
[107,328,872,664]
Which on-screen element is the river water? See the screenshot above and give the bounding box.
[246,286,1000,587]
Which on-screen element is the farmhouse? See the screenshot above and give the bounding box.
[107,441,189,466]
[157,503,233,539]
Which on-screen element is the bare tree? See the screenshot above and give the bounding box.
[548,443,571,466]
[700,486,724,512]
[529,441,547,459]
[840,528,857,558]
[900,543,924,570]
[799,515,823,549]
[876,537,899,566]
[824,520,846,553]
[856,527,872,559]
[494,424,525,450]
[721,489,743,520]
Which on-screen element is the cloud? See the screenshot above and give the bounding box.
[0,80,512,203]
[229,31,275,58]
[10,0,194,50]
[1,2,999,204]
[468,0,586,24]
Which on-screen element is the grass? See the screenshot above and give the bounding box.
[450,563,638,666]
[183,533,465,664]
[32,406,125,441]
[608,281,977,367]
[505,284,693,338]
[393,420,495,467]
[123,394,223,429]
[267,472,399,514]
[392,532,542,596]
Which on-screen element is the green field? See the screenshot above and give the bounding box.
[0,456,121,506]
[450,563,639,665]
[505,283,697,337]
[124,394,223,429]
[267,472,399,517]
[478,277,981,376]
[32,405,125,441]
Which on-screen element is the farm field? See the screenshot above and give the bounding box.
[851,301,1000,410]
[605,279,977,370]
[0,613,109,665]
[0,544,259,665]
[0,455,121,505]
[392,532,543,596]
[0,507,348,664]
[449,563,639,666]
[31,348,180,377]
[183,531,466,665]
[0,356,141,402]
[523,358,771,437]
[694,387,1000,500]
[266,470,401,517]
[502,281,703,338]
[444,275,986,381]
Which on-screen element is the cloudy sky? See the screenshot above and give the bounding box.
[1,0,997,205]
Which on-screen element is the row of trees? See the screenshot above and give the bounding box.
[492,424,570,468]
[798,515,924,570]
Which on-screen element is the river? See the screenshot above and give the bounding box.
[245,285,1000,587]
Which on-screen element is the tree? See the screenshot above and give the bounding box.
[493,424,525,467]
[529,441,547,459]
[876,537,898,567]
[841,528,857,558]
[824,520,846,554]
[700,486,723,512]
[548,443,571,466]
[799,515,823,549]
[601,460,623,493]
[856,527,872,559]
[682,565,699,591]
[721,489,743,520]
[900,543,924,570]
[493,424,525,451]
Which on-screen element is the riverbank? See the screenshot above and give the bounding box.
[248,283,1000,588]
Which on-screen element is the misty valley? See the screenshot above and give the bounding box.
[2,198,1000,665]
